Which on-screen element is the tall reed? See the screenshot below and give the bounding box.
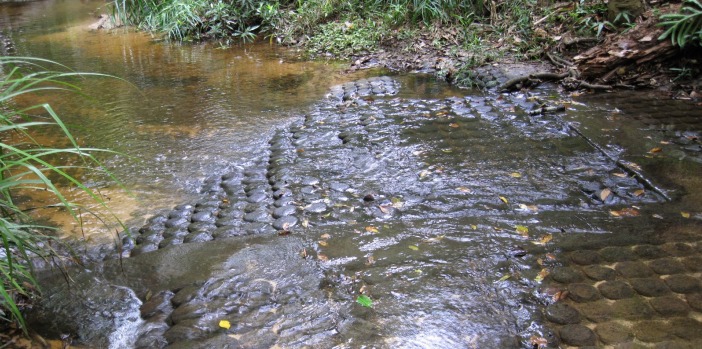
[0,56,118,333]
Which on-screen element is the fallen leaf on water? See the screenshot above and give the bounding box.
[649,147,662,153]
[660,140,671,145]
[534,268,549,282]
[378,205,391,214]
[610,208,640,217]
[391,197,404,208]
[600,188,611,201]
[301,219,309,228]
[449,122,459,128]
[365,226,379,233]
[515,225,529,237]
[278,230,291,236]
[456,186,472,193]
[545,253,556,260]
[300,248,307,258]
[530,336,548,348]
[681,211,691,218]
[318,240,328,247]
[627,161,642,171]
[320,233,331,239]
[317,253,329,262]
[633,189,645,197]
[219,320,231,329]
[518,203,539,212]
[441,149,453,153]
[499,196,509,204]
[613,172,628,178]
[552,290,569,302]
[534,234,552,245]
[495,274,511,282]
[652,214,664,219]
[470,224,478,230]
[366,255,375,265]
[419,170,431,179]
[356,295,373,308]
[510,172,522,178]
[408,245,419,251]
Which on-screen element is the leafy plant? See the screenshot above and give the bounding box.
[658,0,702,47]
[0,57,119,333]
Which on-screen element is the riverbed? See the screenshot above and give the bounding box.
[2,0,702,348]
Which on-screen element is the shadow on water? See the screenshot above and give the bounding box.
[3,1,702,348]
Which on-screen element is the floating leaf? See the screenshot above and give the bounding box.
[499,196,509,204]
[599,188,612,201]
[510,172,522,178]
[633,189,645,197]
[518,204,539,212]
[356,295,373,308]
[613,172,628,178]
[534,234,552,245]
[649,147,662,153]
[365,226,379,233]
[652,214,664,219]
[408,245,419,251]
[366,255,375,265]
[535,268,549,282]
[300,248,308,258]
[470,224,478,230]
[449,123,460,128]
[610,208,640,217]
[320,233,331,240]
[318,240,328,247]
[552,290,569,302]
[419,170,431,179]
[391,197,404,208]
[681,211,691,218]
[515,225,529,236]
[378,205,391,214]
[456,186,472,193]
[219,320,231,329]
[301,219,309,228]
[530,336,548,348]
[496,274,511,282]
[317,253,329,262]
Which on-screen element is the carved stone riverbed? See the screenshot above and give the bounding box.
[29,76,702,348]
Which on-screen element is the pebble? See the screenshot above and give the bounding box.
[273,216,298,230]
[273,205,296,219]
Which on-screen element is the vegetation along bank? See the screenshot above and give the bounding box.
[108,0,702,97]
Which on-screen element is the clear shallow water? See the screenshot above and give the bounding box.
[4,1,702,348]
[1,0,462,241]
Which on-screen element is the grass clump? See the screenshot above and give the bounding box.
[0,57,119,333]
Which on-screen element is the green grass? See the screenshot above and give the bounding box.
[0,57,120,333]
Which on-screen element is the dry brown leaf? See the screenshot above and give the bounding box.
[449,123,459,128]
[456,186,472,193]
[499,196,509,204]
[649,147,663,153]
[510,172,522,178]
[633,189,645,197]
[318,240,328,247]
[681,211,691,218]
[613,172,628,178]
[320,233,331,240]
[365,226,379,233]
[600,188,611,201]
[317,253,329,262]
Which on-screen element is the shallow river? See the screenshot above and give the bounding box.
[2,1,702,348]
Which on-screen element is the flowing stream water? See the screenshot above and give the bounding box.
[2,1,702,348]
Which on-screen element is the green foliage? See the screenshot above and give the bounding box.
[658,0,702,48]
[0,57,118,333]
[307,19,382,57]
[356,294,373,307]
